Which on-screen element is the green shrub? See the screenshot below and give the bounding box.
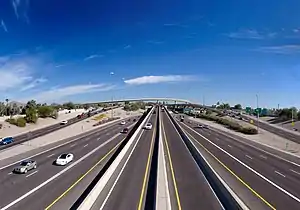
[16,117,26,127]
[239,127,258,134]
[5,118,17,125]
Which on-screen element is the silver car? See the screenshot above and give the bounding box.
[14,160,37,174]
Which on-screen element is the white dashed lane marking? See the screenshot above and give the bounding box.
[275,171,286,178]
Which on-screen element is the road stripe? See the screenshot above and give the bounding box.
[8,172,13,175]
[162,121,182,210]
[275,171,286,178]
[290,169,300,176]
[47,154,55,158]
[83,144,88,148]
[245,155,253,160]
[97,137,101,141]
[228,145,232,148]
[70,144,76,148]
[1,133,122,210]
[26,170,38,178]
[260,155,267,159]
[138,119,157,210]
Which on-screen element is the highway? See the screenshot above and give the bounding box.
[177,117,300,209]
[94,113,158,210]
[241,115,300,144]
[0,118,137,210]
[0,107,115,151]
[161,111,224,210]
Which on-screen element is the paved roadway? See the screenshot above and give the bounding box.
[95,113,158,210]
[241,115,300,144]
[161,111,224,210]
[0,108,111,151]
[177,117,300,210]
[0,119,136,210]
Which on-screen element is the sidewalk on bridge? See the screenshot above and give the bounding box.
[0,108,143,162]
[188,117,300,157]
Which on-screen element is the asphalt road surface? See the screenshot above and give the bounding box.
[0,119,136,210]
[178,118,300,210]
[97,113,158,210]
[161,111,224,210]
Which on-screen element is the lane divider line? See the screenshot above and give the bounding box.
[245,155,253,160]
[26,170,38,178]
[161,119,182,210]
[47,154,55,158]
[138,119,157,210]
[1,133,123,210]
[290,169,300,176]
[274,171,286,178]
[260,155,267,159]
[84,144,88,148]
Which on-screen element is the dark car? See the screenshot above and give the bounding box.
[121,128,129,133]
[0,137,14,145]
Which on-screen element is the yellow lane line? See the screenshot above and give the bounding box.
[181,125,276,210]
[137,118,157,210]
[162,119,182,210]
[45,138,125,210]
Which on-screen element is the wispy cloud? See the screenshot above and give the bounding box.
[163,23,188,28]
[20,78,47,91]
[124,75,197,85]
[124,45,131,49]
[27,84,115,102]
[84,54,103,61]
[11,0,30,23]
[1,20,8,32]
[147,40,164,44]
[55,64,67,68]
[227,29,276,40]
[256,45,300,54]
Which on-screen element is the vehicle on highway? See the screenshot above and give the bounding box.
[14,160,37,174]
[0,137,14,145]
[60,120,68,125]
[198,124,209,129]
[144,122,153,130]
[55,153,74,166]
[120,120,126,125]
[121,127,129,134]
[133,119,137,122]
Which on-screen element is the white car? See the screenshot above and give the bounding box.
[120,121,126,125]
[55,153,74,166]
[60,120,68,125]
[144,123,153,130]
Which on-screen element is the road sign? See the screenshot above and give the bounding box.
[255,108,262,114]
[245,107,251,113]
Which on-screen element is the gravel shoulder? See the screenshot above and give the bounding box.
[188,116,300,157]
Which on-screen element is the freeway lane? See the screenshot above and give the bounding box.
[0,108,111,151]
[96,113,157,210]
[161,112,223,210]
[0,120,136,210]
[178,119,300,209]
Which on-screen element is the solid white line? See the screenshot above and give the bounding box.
[0,118,124,171]
[180,122,300,204]
[70,144,76,147]
[275,171,286,178]
[228,145,232,148]
[0,133,121,210]
[26,170,38,178]
[47,154,55,158]
[260,155,267,159]
[290,169,300,176]
[245,155,253,160]
[99,129,145,210]
[84,144,88,148]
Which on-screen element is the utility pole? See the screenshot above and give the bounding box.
[256,94,259,133]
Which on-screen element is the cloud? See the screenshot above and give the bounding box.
[256,45,300,54]
[124,45,131,49]
[293,29,299,33]
[11,0,30,23]
[147,40,164,44]
[110,72,114,75]
[27,84,115,102]
[55,64,67,68]
[124,75,196,85]
[1,20,8,32]
[84,54,103,61]
[163,23,188,28]
[20,78,47,91]
[227,29,277,40]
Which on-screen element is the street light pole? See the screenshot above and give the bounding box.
[256,94,259,133]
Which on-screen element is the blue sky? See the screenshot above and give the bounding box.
[0,0,300,108]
